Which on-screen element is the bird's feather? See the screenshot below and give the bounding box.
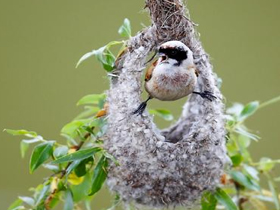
[145,60,158,82]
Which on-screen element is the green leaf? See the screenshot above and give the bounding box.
[214,188,238,210]
[77,94,106,106]
[94,41,123,71]
[82,125,95,136]
[18,196,35,207]
[235,126,260,141]
[20,141,29,158]
[243,164,259,181]
[149,109,174,121]
[226,119,236,131]
[61,119,91,138]
[52,147,102,164]
[103,151,119,166]
[8,199,23,210]
[95,46,112,69]
[230,154,243,167]
[71,173,92,202]
[118,18,131,38]
[48,195,60,209]
[35,184,50,206]
[253,194,274,202]
[53,146,68,159]
[76,51,96,68]
[74,157,94,177]
[57,180,67,191]
[20,137,43,158]
[235,135,252,162]
[74,106,100,120]
[237,135,251,149]
[258,157,275,172]
[34,205,45,210]
[43,163,59,172]
[29,141,54,173]
[4,129,37,137]
[201,191,217,210]
[230,171,260,191]
[74,162,87,177]
[64,189,74,210]
[66,160,82,176]
[268,179,280,210]
[76,41,122,70]
[85,199,91,210]
[239,101,259,121]
[226,136,239,156]
[226,103,244,116]
[89,155,108,196]
[102,49,116,71]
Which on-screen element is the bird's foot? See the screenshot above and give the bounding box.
[132,102,148,115]
[193,91,216,101]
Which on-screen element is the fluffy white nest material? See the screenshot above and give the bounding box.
[104,0,229,208]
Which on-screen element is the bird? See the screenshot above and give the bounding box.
[133,40,216,115]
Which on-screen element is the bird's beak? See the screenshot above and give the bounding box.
[158,53,168,63]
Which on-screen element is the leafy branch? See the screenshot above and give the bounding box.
[6,92,115,210]
[200,95,280,210]
[5,16,280,210]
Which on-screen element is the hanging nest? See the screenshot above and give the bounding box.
[104,0,229,208]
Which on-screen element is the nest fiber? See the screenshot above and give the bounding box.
[104,0,229,207]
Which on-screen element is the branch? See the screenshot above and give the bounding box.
[44,128,93,210]
[105,0,229,207]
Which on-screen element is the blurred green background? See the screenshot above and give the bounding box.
[1,0,280,209]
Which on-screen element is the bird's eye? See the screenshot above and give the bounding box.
[170,50,177,55]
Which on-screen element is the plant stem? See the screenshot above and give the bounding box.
[266,172,280,210]
[251,159,280,166]
[259,95,280,110]
[44,129,93,210]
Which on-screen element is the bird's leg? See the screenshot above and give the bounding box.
[192,91,217,101]
[132,96,152,115]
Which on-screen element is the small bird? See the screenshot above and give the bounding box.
[133,40,216,115]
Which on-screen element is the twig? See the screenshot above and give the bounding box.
[44,128,93,210]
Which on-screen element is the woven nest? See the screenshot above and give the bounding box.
[104,0,229,208]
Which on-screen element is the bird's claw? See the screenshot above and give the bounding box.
[132,102,147,115]
[193,91,216,101]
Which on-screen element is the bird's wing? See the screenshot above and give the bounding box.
[145,60,158,82]
[187,65,199,77]
[195,68,199,77]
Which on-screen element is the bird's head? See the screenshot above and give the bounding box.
[157,40,193,67]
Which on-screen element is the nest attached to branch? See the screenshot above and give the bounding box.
[104,0,229,208]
